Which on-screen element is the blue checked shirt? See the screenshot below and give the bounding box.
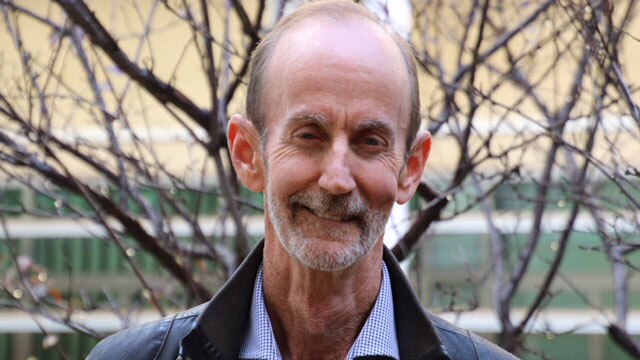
[238,263,399,360]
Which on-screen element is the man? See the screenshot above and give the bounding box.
[89,1,518,359]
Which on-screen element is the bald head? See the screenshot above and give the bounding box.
[246,0,420,153]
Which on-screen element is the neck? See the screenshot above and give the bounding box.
[262,232,384,360]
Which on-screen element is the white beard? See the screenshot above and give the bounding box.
[265,186,389,272]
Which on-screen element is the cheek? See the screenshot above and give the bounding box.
[266,156,317,196]
[357,172,398,209]
[353,157,403,206]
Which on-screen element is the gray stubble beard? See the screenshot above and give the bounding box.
[265,187,389,272]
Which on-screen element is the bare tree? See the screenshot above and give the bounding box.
[0,0,638,358]
[406,0,640,357]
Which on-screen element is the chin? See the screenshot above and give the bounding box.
[284,235,377,272]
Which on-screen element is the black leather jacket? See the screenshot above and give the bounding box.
[88,242,519,359]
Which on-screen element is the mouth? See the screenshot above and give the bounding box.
[298,205,359,223]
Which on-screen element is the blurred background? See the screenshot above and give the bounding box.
[0,0,638,358]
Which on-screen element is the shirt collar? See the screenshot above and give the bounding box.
[238,263,399,360]
[347,263,399,359]
[238,264,281,359]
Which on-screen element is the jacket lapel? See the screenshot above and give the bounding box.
[182,241,450,360]
[383,248,451,360]
[182,241,265,359]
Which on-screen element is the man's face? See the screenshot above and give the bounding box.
[261,19,412,271]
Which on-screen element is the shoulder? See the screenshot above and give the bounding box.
[428,313,520,360]
[87,303,207,360]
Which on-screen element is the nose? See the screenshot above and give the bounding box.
[318,140,356,195]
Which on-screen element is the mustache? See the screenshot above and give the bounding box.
[289,190,367,221]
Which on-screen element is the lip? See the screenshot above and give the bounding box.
[299,205,357,223]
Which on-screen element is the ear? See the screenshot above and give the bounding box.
[227,114,265,192]
[396,131,431,204]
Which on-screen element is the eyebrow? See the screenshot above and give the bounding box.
[284,112,328,130]
[353,119,396,144]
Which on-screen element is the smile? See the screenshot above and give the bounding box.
[299,205,358,223]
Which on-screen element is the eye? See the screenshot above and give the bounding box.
[292,125,326,144]
[360,136,384,147]
[357,134,388,149]
[299,131,320,140]
[354,134,390,156]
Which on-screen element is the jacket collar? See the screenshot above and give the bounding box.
[181,241,264,359]
[382,247,450,360]
[182,240,449,360]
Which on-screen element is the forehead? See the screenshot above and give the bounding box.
[279,18,401,63]
[263,18,411,133]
